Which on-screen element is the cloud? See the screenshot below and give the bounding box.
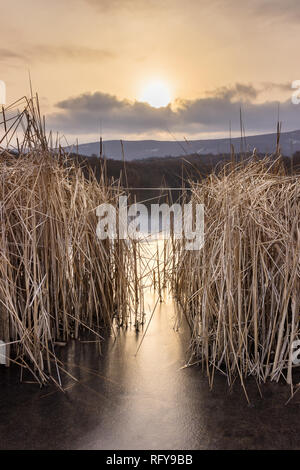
[248,0,300,22]
[0,45,115,64]
[0,48,26,61]
[81,0,300,23]
[260,82,292,92]
[211,0,300,24]
[205,82,293,103]
[34,45,115,62]
[50,92,173,134]
[47,84,300,138]
[81,0,165,11]
[206,83,259,101]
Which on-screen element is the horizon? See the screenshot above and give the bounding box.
[67,127,300,145]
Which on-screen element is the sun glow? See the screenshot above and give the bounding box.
[140,80,171,108]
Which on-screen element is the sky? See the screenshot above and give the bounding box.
[1,0,300,143]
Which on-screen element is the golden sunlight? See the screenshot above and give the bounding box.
[139,80,171,108]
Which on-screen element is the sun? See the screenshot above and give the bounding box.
[140,80,171,108]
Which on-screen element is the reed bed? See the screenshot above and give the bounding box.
[0,97,140,385]
[174,158,300,398]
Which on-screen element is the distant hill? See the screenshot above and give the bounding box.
[65,129,300,160]
[72,151,300,204]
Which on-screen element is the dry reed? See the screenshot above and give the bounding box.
[174,157,300,398]
[0,97,140,385]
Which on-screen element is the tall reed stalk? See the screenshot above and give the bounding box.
[0,97,139,385]
[174,157,300,398]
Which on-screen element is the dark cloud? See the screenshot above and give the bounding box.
[51,92,173,134]
[48,84,300,137]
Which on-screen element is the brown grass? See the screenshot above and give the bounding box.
[0,97,140,386]
[174,158,300,399]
